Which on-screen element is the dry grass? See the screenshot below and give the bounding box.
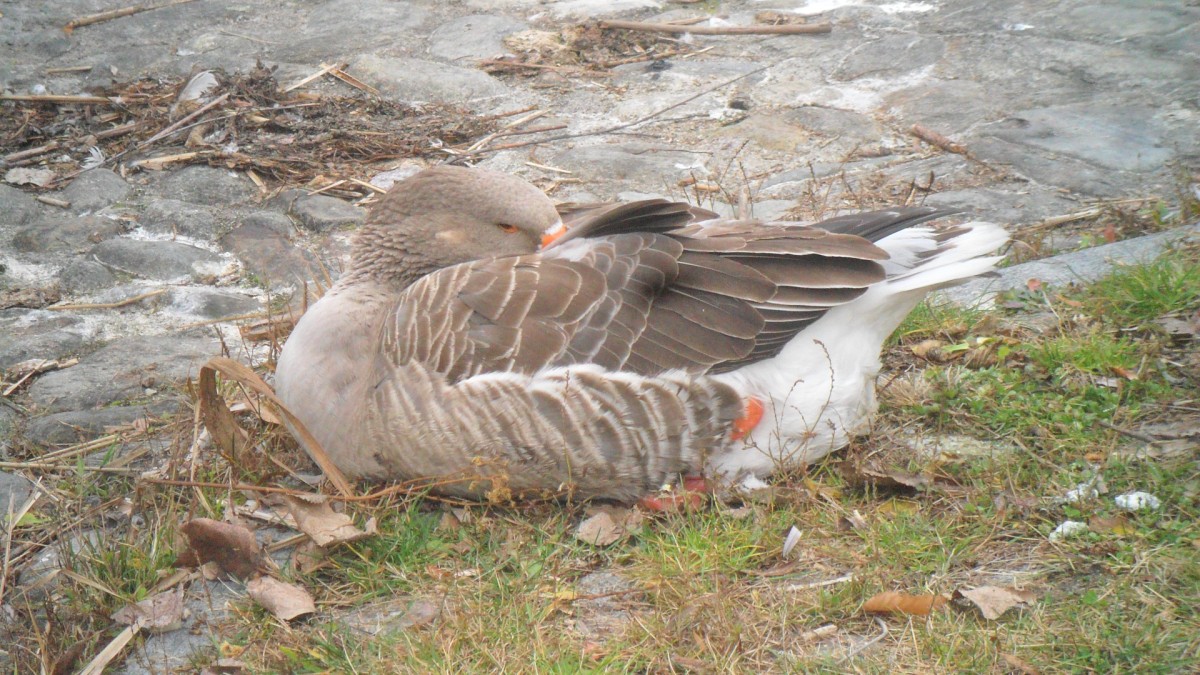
[2,185,1197,672]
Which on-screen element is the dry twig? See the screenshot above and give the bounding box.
[64,0,200,34]
[0,94,111,104]
[910,124,968,155]
[48,289,166,311]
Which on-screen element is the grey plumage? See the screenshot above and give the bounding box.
[274,166,1005,501]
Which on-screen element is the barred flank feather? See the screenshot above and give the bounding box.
[274,167,1008,501]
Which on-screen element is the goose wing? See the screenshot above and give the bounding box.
[381,202,954,380]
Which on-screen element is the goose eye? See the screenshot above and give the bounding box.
[497,223,519,234]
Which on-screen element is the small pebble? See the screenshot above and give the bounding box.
[1049,520,1089,541]
[1114,491,1161,511]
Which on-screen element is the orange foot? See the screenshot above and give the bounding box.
[638,475,710,513]
[731,396,764,441]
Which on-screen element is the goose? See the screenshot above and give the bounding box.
[274,166,1008,502]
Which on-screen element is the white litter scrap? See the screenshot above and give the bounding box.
[1061,483,1099,503]
[782,526,803,558]
[1048,520,1088,541]
[1114,492,1161,512]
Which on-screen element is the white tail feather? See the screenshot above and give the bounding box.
[711,221,1009,481]
[881,222,1009,293]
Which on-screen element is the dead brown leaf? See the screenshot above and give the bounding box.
[0,286,60,310]
[282,494,374,547]
[1002,652,1042,674]
[292,539,328,574]
[575,507,643,546]
[911,338,949,362]
[862,591,949,616]
[1111,365,1139,381]
[246,575,316,621]
[111,587,185,633]
[179,518,263,579]
[200,657,247,674]
[1156,312,1200,342]
[837,460,946,492]
[954,585,1037,620]
[1089,515,1134,535]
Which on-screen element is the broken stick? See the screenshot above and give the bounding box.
[910,124,968,155]
[0,94,111,104]
[64,0,201,35]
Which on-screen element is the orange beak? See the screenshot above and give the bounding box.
[540,221,567,249]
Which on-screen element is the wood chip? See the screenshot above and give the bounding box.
[910,124,968,155]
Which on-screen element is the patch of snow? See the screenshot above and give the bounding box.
[784,0,860,15]
[0,256,59,285]
[124,226,223,253]
[1048,520,1088,541]
[794,64,935,113]
[780,0,937,15]
[1061,483,1099,503]
[878,2,936,14]
[549,0,660,19]
[1114,491,1161,511]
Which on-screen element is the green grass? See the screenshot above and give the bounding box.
[16,243,1199,674]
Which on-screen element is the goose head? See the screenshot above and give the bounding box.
[347,166,564,287]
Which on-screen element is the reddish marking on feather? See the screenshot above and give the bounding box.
[638,475,710,513]
[638,492,704,513]
[731,396,764,441]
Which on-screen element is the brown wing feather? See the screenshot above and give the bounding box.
[386,204,954,381]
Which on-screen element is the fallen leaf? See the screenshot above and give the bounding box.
[394,599,441,630]
[575,508,642,546]
[1089,515,1133,535]
[282,494,373,547]
[862,591,948,616]
[179,518,262,579]
[246,575,316,621]
[437,510,461,532]
[802,477,842,501]
[799,624,838,642]
[836,460,937,492]
[1111,365,1138,380]
[1026,277,1043,292]
[292,539,328,574]
[954,585,1037,620]
[722,506,753,519]
[4,167,56,186]
[911,338,949,362]
[1155,313,1200,342]
[669,656,713,672]
[200,657,247,674]
[876,498,920,516]
[839,510,869,531]
[1002,652,1041,675]
[111,587,185,633]
[425,565,453,582]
